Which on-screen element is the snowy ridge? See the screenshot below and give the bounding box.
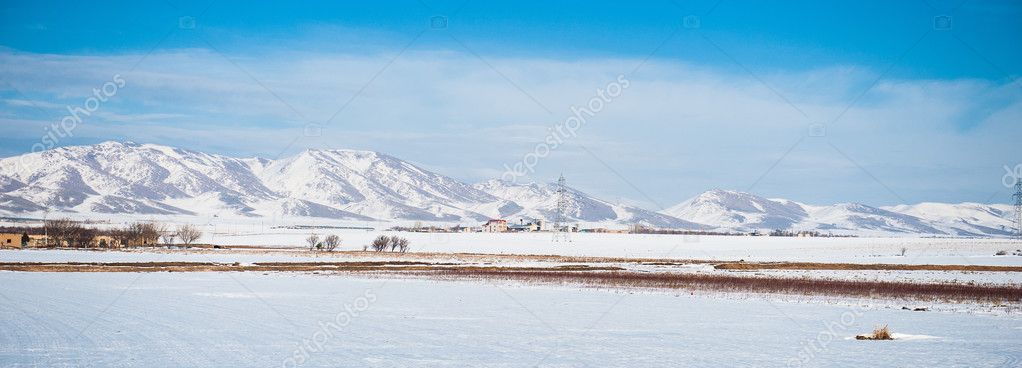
[473,179,710,229]
[0,142,1014,236]
[881,202,1016,237]
[662,189,1015,237]
[257,149,509,222]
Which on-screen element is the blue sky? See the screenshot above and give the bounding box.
[1,0,1020,208]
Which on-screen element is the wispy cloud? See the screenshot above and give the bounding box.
[1,46,1018,206]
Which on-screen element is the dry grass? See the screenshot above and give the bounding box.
[856,324,893,340]
[3,251,1021,303]
[413,269,1022,303]
[0,262,623,273]
[714,262,1022,272]
[1,261,1019,303]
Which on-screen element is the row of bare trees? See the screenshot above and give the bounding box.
[41,218,202,248]
[370,235,409,253]
[42,218,97,248]
[305,234,341,252]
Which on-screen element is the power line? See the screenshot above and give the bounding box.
[1013,178,1022,239]
[553,174,571,243]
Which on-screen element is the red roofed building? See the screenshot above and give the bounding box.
[482,219,508,233]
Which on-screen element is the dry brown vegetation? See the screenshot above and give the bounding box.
[0,262,623,273]
[714,261,1022,272]
[415,269,1022,303]
[856,325,894,340]
[4,260,1015,302]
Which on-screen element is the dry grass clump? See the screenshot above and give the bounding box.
[856,324,893,340]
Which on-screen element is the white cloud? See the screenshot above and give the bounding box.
[1,46,1018,206]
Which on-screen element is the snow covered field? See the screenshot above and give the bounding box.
[4,234,1022,267]
[4,229,1022,267]
[1,272,1020,367]
[194,230,1022,265]
[2,224,1020,367]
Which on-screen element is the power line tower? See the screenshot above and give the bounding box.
[1014,178,1022,240]
[553,174,571,242]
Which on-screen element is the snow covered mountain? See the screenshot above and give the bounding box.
[662,189,808,230]
[0,141,274,216]
[662,189,1015,237]
[473,179,709,229]
[257,149,515,222]
[0,142,514,222]
[881,202,1016,237]
[0,142,1014,236]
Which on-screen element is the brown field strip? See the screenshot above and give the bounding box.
[0,262,622,273]
[1,261,1019,302]
[414,269,1022,303]
[714,262,1022,272]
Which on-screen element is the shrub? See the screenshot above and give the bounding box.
[386,236,410,252]
[371,235,391,252]
[306,234,320,251]
[323,235,340,252]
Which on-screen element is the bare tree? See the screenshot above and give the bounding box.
[140,222,160,247]
[371,235,390,252]
[161,229,177,246]
[397,237,410,253]
[71,227,97,248]
[387,236,410,252]
[44,218,79,247]
[306,234,320,251]
[154,222,168,244]
[123,223,144,247]
[122,222,161,247]
[177,224,202,246]
[111,228,132,248]
[323,234,341,252]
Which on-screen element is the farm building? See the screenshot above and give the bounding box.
[481,219,508,233]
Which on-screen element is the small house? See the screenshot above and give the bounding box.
[482,219,508,233]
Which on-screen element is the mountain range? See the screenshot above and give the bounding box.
[0,141,1015,237]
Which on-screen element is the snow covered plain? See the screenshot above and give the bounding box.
[171,228,1022,266]
[4,232,1022,266]
[3,219,1021,367]
[2,272,1021,368]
